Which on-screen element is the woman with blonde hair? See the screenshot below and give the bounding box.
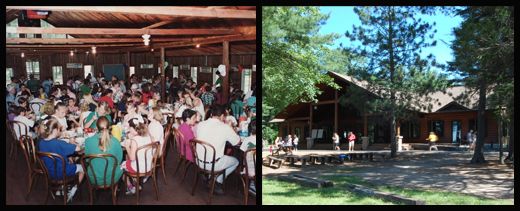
[84,116,123,187]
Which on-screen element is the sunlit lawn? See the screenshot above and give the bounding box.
[262,175,514,205]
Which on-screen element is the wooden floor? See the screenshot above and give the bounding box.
[5,133,256,205]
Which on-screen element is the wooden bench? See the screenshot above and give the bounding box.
[266,156,284,169]
[285,155,309,167]
[309,154,328,165]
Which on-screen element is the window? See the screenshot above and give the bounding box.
[52,66,63,85]
[429,120,444,137]
[25,60,40,79]
[6,19,18,38]
[6,68,14,84]
[401,121,420,139]
[212,68,219,84]
[190,67,198,84]
[173,66,179,78]
[241,68,252,94]
[84,65,93,79]
[129,66,135,76]
[140,64,153,69]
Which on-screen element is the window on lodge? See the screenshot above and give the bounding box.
[401,121,420,139]
[428,120,444,137]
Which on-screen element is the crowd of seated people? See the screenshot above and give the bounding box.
[5,71,257,202]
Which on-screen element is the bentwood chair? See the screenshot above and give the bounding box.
[190,139,227,205]
[155,122,172,184]
[81,154,121,205]
[123,141,160,205]
[19,135,44,200]
[9,120,29,160]
[37,152,82,205]
[240,148,256,205]
[29,102,44,115]
[172,129,194,183]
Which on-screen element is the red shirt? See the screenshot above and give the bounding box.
[98,95,114,109]
[348,134,356,142]
[142,92,152,105]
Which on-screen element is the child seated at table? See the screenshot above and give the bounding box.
[37,118,84,202]
[121,118,154,195]
[84,116,123,187]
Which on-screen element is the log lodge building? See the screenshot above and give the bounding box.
[272,71,502,149]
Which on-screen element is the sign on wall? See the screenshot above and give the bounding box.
[66,63,83,69]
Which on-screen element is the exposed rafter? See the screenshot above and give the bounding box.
[5,6,256,19]
[6,26,235,35]
[6,37,192,44]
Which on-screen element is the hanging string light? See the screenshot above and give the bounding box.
[91,46,96,54]
[21,52,25,58]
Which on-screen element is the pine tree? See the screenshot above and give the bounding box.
[345,6,450,158]
[450,6,514,164]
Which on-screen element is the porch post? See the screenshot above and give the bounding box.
[334,89,338,133]
[309,103,313,136]
[364,113,368,136]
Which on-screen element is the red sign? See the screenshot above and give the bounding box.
[26,10,49,19]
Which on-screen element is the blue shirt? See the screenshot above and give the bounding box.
[6,94,15,112]
[38,138,77,180]
[247,96,256,112]
[42,80,53,96]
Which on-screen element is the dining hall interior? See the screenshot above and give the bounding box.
[5,6,257,205]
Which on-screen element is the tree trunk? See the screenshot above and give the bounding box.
[507,114,514,163]
[388,7,397,158]
[471,78,486,164]
[498,119,504,164]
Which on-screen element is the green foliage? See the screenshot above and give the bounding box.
[344,6,450,118]
[450,6,514,121]
[262,6,340,121]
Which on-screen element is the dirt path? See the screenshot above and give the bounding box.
[263,150,514,199]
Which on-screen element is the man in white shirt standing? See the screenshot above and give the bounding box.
[195,105,240,194]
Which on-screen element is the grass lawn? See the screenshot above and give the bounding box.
[262,175,514,205]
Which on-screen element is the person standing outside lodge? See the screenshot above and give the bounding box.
[426,131,439,148]
[348,131,356,151]
[332,132,340,150]
[292,134,299,151]
[466,130,474,146]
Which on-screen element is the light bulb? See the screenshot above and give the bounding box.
[21,52,24,58]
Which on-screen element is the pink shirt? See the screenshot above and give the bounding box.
[178,123,195,162]
[348,134,356,142]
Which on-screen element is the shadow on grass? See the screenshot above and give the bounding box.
[263,174,513,205]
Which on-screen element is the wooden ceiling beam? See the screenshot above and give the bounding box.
[7,26,235,35]
[142,20,175,29]
[6,37,193,44]
[5,6,256,19]
[152,34,256,49]
[7,43,143,48]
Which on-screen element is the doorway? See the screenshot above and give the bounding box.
[452,120,462,144]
